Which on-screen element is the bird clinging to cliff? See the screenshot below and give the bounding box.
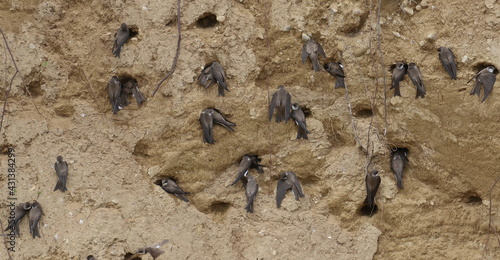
[469,66,497,103]
[391,148,409,189]
[4,202,31,237]
[198,61,229,97]
[244,172,259,213]
[231,154,265,186]
[276,171,305,208]
[390,62,407,97]
[407,63,426,98]
[29,201,43,238]
[112,23,130,57]
[107,76,122,114]
[324,62,345,88]
[161,179,189,202]
[291,103,310,139]
[301,39,326,72]
[269,85,292,123]
[437,47,457,80]
[199,108,236,144]
[364,170,381,217]
[54,156,68,192]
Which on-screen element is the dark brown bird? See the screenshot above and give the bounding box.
[198,61,229,96]
[107,76,122,114]
[125,79,145,105]
[407,63,426,98]
[291,103,310,139]
[301,39,326,71]
[437,47,457,80]
[29,201,43,238]
[324,62,345,88]
[276,171,305,208]
[364,170,381,215]
[230,154,265,186]
[54,156,68,192]
[244,173,259,213]
[112,23,130,57]
[4,202,31,237]
[469,66,496,103]
[199,108,236,144]
[391,148,408,189]
[269,85,292,123]
[161,179,189,202]
[390,62,407,97]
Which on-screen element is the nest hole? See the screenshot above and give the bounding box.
[123,252,141,260]
[128,24,139,38]
[209,201,230,214]
[196,13,218,28]
[472,63,499,74]
[354,108,373,118]
[358,204,378,217]
[463,191,482,205]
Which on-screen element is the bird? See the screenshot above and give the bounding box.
[112,23,130,57]
[364,170,381,216]
[124,79,145,105]
[269,85,292,123]
[107,76,122,114]
[324,62,345,88]
[4,202,31,237]
[469,66,497,103]
[276,171,305,208]
[125,240,169,260]
[29,201,43,238]
[198,61,229,97]
[244,173,259,213]
[291,103,310,139]
[407,63,426,98]
[199,108,236,144]
[437,47,457,80]
[161,179,189,202]
[390,62,407,97]
[301,39,326,71]
[231,155,265,186]
[391,148,409,189]
[54,156,68,192]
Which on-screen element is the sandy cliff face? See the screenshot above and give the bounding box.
[0,0,499,259]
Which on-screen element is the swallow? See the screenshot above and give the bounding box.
[407,63,426,98]
[135,239,169,260]
[198,61,229,97]
[244,173,259,213]
[107,76,122,114]
[230,154,265,186]
[364,170,381,215]
[29,201,43,238]
[269,85,292,123]
[390,62,407,97]
[438,47,457,80]
[161,179,189,202]
[124,79,145,105]
[291,103,310,139]
[324,62,345,88]
[469,66,496,103]
[199,108,236,144]
[4,202,31,237]
[112,23,130,57]
[391,148,409,189]
[301,39,326,71]
[54,156,68,192]
[276,171,305,208]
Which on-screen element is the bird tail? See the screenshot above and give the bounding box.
[393,85,401,97]
[416,86,426,98]
[53,176,67,192]
[245,200,254,213]
[335,77,345,89]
